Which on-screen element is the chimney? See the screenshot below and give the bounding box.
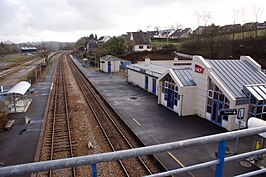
[130,32,134,40]
[145,56,150,65]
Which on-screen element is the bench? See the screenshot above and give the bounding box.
[5,120,15,130]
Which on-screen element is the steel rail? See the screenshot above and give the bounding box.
[1,127,266,176]
[0,59,37,80]
[77,64,153,174]
[68,58,153,176]
[68,59,130,177]
[48,55,75,177]
[62,55,76,177]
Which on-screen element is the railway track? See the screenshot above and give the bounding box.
[45,54,75,177]
[0,57,38,81]
[68,56,164,176]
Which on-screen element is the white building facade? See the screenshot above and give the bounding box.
[100,55,121,73]
[127,56,266,131]
[127,58,192,96]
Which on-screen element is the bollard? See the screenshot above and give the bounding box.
[92,164,97,177]
[215,140,226,177]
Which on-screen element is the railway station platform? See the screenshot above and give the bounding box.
[0,62,56,176]
[71,57,264,177]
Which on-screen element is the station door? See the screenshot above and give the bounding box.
[167,89,174,109]
[152,78,156,94]
[211,99,223,125]
[145,76,148,90]
[108,61,111,73]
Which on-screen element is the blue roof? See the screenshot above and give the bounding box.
[173,68,196,86]
[207,59,266,98]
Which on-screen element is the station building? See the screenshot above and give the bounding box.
[100,55,121,73]
[127,55,266,131]
[127,58,192,95]
[21,46,37,54]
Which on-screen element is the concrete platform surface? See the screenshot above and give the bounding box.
[0,63,56,177]
[73,58,264,177]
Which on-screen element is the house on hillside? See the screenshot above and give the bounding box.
[258,21,266,29]
[147,30,159,38]
[219,24,241,34]
[193,26,206,35]
[242,22,258,32]
[157,29,175,38]
[98,36,111,43]
[86,39,98,52]
[169,28,192,39]
[126,32,152,52]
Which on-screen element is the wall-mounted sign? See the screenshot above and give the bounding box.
[219,109,237,116]
[194,64,204,74]
[237,108,245,120]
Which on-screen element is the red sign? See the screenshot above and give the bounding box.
[194,64,204,74]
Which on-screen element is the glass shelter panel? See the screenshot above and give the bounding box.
[162,74,179,109]
[207,78,230,126]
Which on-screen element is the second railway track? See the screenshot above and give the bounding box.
[68,56,165,176]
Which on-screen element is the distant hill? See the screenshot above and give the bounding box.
[118,48,176,63]
[180,35,266,68]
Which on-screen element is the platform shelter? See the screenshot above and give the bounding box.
[6,81,32,113]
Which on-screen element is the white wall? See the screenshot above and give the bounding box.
[128,70,145,88]
[226,104,250,131]
[100,60,120,73]
[128,69,159,95]
[138,59,192,68]
[133,45,152,52]
[179,86,197,116]
[191,56,212,118]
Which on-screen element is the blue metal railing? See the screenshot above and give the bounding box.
[0,126,266,177]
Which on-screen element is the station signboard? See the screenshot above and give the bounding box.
[219,109,237,116]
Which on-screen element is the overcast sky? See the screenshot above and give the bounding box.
[0,0,265,43]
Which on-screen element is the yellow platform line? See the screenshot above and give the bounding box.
[167,151,195,177]
[151,136,195,177]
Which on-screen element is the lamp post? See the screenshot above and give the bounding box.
[93,53,97,70]
[235,108,245,154]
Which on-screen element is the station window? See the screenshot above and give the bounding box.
[219,94,225,102]
[139,45,143,49]
[207,105,212,113]
[175,86,178,92]
[174,99,178,106]
[164,93,167,100]
[207,98,212,105]
[162,87,165,94]
[162,74,179,107]
[207,78,231,122]
[209,80,214,90]
[208,90,213,98]
[263,105,266,113]
[257,106,263,114]
[214,92,219,99]
[164,81,168,88]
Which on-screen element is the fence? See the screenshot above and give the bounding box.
[0,126,266,177]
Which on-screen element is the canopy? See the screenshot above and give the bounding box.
[7,81,31,95]
[244,84,266,101]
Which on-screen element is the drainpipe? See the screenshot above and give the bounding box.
[180,95,183,116]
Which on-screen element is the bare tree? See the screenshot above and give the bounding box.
[231,8,240,40]
[195,11,202,36]
[240,7,246,39]
[202,10,211,27]
[154,26,160,31]
[253,5,263,37]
